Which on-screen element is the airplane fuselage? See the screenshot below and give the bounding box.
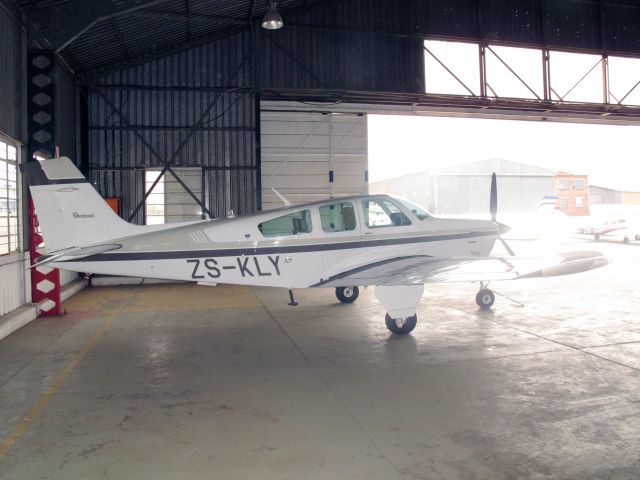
[52,196,499,289]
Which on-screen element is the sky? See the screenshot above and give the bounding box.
[368,115,640,192]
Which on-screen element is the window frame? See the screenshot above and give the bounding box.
[144,169,166,225]
[0,135,21,256]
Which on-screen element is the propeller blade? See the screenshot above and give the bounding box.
[499,236,516,257]
[490,172,497,222]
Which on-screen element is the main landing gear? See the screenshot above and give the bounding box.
[476,283,495,309]
[335,286,359,303]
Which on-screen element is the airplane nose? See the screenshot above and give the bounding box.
[497,222,511,235]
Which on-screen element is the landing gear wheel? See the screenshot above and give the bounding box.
[384,313,417,334]
[476,288,495,309]
[623,236,630,244]
[336,286,359,304]
[595,233,600,241]
[635,235,640,241]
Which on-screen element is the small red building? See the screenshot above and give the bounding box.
[555,172,589,215]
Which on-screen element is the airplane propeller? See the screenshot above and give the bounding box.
[490,172,515,256]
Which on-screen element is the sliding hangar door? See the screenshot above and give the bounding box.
[260,106,368,211]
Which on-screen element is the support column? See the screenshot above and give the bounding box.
[27,50,61,317]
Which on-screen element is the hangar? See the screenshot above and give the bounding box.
[1,0,640,478]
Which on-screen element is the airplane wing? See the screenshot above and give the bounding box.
[313,251,610,287]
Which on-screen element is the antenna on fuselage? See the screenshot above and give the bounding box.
[271,188,292,207]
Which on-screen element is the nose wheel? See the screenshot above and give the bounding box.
[476,287,495,309]
[336,286,359,303]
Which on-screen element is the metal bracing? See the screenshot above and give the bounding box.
[424,39,640,112]
[27,50,56,160]
[86,46,256,222]
[551,57,604,102]
[91,85,215,221]
[424,45,477,97]
[262,31,329,89]
[486,45,541,101]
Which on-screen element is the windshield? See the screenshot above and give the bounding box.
[396,198,431,220]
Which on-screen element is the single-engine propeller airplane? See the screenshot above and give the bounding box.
[24,157,610,334]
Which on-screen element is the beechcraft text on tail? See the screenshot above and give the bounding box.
[23,157,610,334]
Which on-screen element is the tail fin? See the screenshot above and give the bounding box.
[23,157,142,251]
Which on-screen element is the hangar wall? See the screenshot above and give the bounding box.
[0,1,78,318]
[0,1,30,317]
[79,0,640,224]
[85,31,256,223]
[0,0,25,141]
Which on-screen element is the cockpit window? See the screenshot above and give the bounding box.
[319,202,357,232]
[362,199,411,228]
[258,210,313,237]
[397,198,431,220]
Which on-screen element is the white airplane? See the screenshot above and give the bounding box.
[24,157,610,334]
[577,216,640,243]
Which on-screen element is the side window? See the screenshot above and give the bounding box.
[362,199,411,228]
[319,202,357,232]
[258,210,312,237]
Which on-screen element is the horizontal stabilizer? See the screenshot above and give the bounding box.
[31,244,123,268]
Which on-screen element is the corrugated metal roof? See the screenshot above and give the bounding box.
[11,0,640,76]
[14,0,318,74]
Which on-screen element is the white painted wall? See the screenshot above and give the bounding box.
[0,253,77,318]
[0,252,31,317]
[260,108,368,211]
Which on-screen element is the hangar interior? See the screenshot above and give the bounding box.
[1,0,640,478]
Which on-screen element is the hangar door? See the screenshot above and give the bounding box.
[260,110,367,211]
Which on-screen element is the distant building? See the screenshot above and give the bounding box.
[370,159,556,215]
[554,172,589,215]
[590,185,640,205]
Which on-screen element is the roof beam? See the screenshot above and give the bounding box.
[247,0,256,22]
[128,8,250,26]
[25,0,173,52]
[110,17,131,62]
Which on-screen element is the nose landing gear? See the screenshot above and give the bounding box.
[476,282,495,309]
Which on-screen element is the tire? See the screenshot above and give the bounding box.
[635,235,640,241]
[595,234,600,241]
[476,289,495,309]
[335,286,359,303]
[623,236,630,244]
[384,313,417,334]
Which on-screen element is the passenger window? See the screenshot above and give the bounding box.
[362,199,411,228]
[319,202,356,232]
[258,210,312,237]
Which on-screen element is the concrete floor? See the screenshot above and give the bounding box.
[1,239,640,479]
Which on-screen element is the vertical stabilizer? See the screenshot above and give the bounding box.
[23,157,143,251]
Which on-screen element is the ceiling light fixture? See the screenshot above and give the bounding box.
[262,1,284,30]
